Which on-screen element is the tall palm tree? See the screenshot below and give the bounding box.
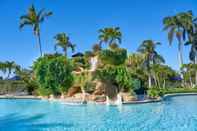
[163,11,193,70]
[54,33,75,57]
[137,40,165,88]
[186,30,197,85]
[98,27,122,48]
[184,13,197,85]
[19,5,52,56]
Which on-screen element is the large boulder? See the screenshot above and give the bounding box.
[93,81,105,95]
[90,95,106,102]
[67,86,82,97]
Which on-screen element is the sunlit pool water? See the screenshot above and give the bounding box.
[1,95,197,131]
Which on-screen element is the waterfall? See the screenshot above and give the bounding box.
[115,93,122,105]
[90,56,98,71]
[106,93,122,106]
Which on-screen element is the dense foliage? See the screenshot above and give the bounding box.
[99,47,127,65]
[0,80,27,95]
[96,65,139,91]
[33,55,74,96]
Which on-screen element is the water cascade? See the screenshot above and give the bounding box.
[90,56,98,72]
[106,93,122,106]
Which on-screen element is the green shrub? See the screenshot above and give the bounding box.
[95,65,139,91]
[36,87,51,96]
[0,80,27,94]
[33,55,74,96]
[147,88,160,99]
[74,72,95,93]
[147,87,165,98]
[99,48,127,65]
[163,87,197,94]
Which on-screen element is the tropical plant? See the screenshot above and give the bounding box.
[5,61,16,79]
[147,87,164,99]
[96,65,137,92]
[137,40,165,88]
[185,19,197,85]
[98,27,122,47]
[0,61,19,79]
[15,68,38,95]
[0,62,7,75]
[92,43,102,54]
[33,55,74,96]
[19,5,52,56]
[163,11,193,70]
[181,63,197,87]
[54,33,75,56]
[151,64,177,88]
[99,47,127,66]
[126,53,144,69]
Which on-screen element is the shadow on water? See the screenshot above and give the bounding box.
[0,113,74,131]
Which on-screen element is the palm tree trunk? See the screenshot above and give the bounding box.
[163,79,166,88]
[37,32,43,57]
[153,74,157,87]
[148,74,152,88]
[178,42,183,70]
[156,76,161,88]
[195,55,197,86]
[178,42,184,87]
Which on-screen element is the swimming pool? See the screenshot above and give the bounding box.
[1,95,197,131]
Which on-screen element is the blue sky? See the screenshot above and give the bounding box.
[0,0,196,70]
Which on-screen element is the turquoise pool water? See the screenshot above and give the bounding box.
[1,95,197,131]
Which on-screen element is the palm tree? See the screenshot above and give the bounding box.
[54,33,75,57]
[126,53,144,69]
[19,5,52,56]
[98,27,122,47]
[5,61,16,79]
[0,62,7,75]
[186,31,197,85]
[163,11,193,70]
[185,14,197,85]
[137,40,165,88]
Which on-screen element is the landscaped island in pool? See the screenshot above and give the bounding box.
[1,94,197,131]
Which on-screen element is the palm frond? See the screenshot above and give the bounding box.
[19,21,33,29]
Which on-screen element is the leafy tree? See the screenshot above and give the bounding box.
[54,33,75,56]
[96,65,138,93]
[15,68,38,94]
[181,63,197,87]
[99,47,127,66]
[0,61,19,79]
[33,55,74,96]
[126,53,144,69]
[19,5,52,56]
[137,40,164,88]
[151,64,177,88]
